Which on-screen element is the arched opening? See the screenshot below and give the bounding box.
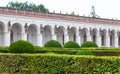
[119,35,120,47]
[110,30,115,47]
[83,34,87,42]
[28,24,37,45]
[91,29,97,43]
[0,22,5,46]
[81,28,87,43]
[101,30,106,46]
[57,26,64,45]
[11,23,22,43]
[69,27,76,42]
[42,25,52,46]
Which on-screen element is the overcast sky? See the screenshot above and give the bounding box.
[0,0,120,19]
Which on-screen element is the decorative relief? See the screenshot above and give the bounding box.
[54,25,57,34]
[24,23,28,33]
[8,21,11,31]
[40,24,44,33]
[67,26,70,34]
[79,27,82,35]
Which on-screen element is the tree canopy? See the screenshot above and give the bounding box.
[7,1,49,13]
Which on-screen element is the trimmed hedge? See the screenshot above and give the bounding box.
[44,40,62,48]
[76,50,93,55]
[0,54,120,73]
[64,41,80,48]
[9,40,35,53]
[81,41,98,47]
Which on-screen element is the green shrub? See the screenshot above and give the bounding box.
[81,41,98,47]
[76,50,93,55]
[44,40,62,48]
[0,54,120,73]
[9,40,35,53]
[34,46,43,51]
[91,50,120,56]
[0,46,9,53]
[64,41,80,48]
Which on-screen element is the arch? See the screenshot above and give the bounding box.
[27,24,38,45]
[57,26,65,45]
[42,25,52,46]
[110,30,115,47]
[0,21,7,32]
[91,28,98,43]
[81,28,88,43]
[101,29,107,46]
[69,27,77,42]
[0,21,5,46]
[10,23,22,43]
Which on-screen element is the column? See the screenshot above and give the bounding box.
[52,34,57,40]
[4,31,10,46]
[105,31,110,47]
[87,29,92,41]
[64,28,69,43]
[64,34,69,43]
[21,32,27,41]
[37,34,43,47]
[76,29,81,45]
[114,31,118,47]
[52,26,57,40]
[96,30,101,47]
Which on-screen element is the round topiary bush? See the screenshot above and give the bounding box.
[9,40,35,53]
[76,50,93,55]
[81,41,98,48]
[44,40,62,48]
[64,41,80,48]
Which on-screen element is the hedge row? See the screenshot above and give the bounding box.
[0,54,120,74]
[1,47,120,56]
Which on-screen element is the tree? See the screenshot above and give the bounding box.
[7,1,49,13]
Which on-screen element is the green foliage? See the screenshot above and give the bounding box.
[7,1,49,12]
[64,41,80,48]
[34,46,42,51]
[0,54,120,73]
[76,50,93,55]
[0,46,9,53]
[9,40,35,53]
[81,41,98,47]
[36,47,120,56]
[44,40,62,48]
[91,50,120,56]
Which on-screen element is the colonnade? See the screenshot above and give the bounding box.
[0,21,120,48]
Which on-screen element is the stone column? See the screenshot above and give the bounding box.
[21,32,27,41]
[52,25,57,40]
[114,31,118,48]
[76,29,81,45]
[96,30,101,47]
[105,31,110,47]
[87,29,92,41]
[64,34,69,43]
[37,34,43,47]
[64,28,69,43]
[4,31,10,46]
[52,34,57,40]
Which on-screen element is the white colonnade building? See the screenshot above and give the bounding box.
[0,7,120,47]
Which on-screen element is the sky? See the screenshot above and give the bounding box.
[0,0,120,19]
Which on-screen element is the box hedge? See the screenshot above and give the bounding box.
[9,40,35,53]
[44,40,62,48]
[76,50,93,55]
[81,41,98,47]
[0,54,120,74]
[64,41,80,48]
